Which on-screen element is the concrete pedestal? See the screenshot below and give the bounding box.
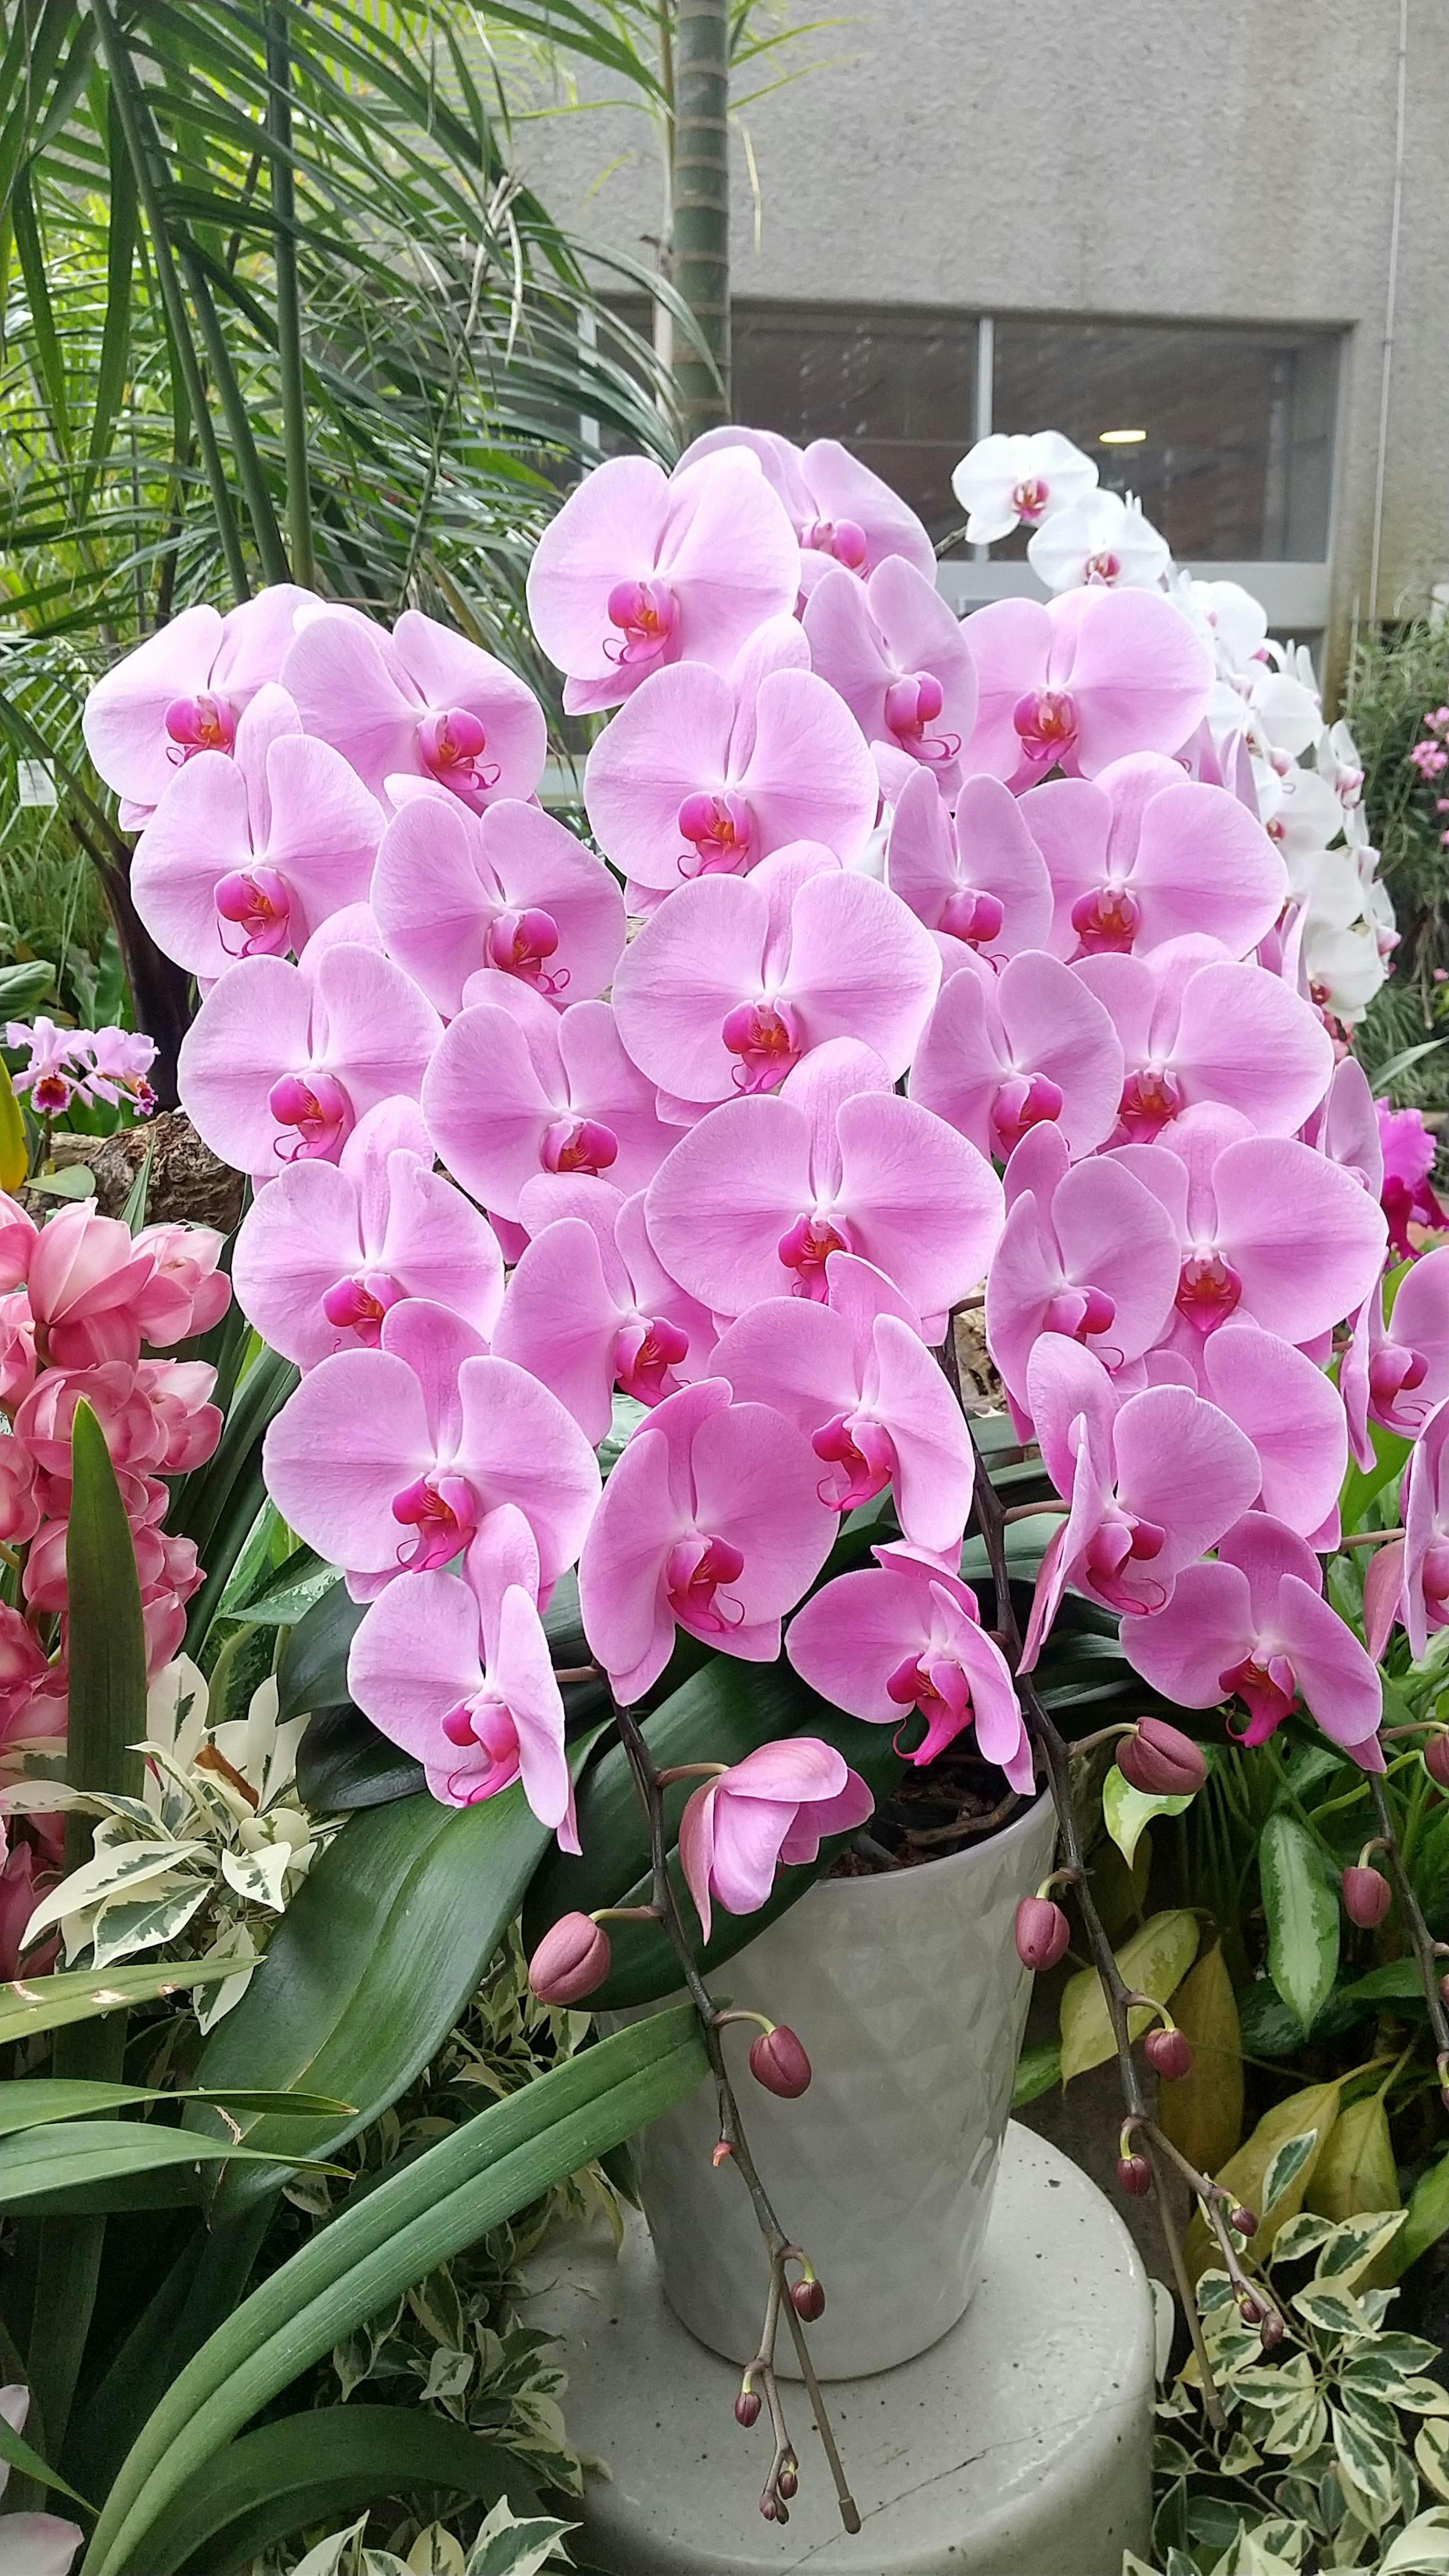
[523,2122,1155,2576]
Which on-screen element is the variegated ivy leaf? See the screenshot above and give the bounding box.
[1262,2132,1319,2218]
[89,1878,212,1969]
[29,1835,208,1952]
[464,2499,577,2576]
[1315,2209,1409,2284]
[1379,2506,1449,2573]
[1332,2402,1401,2522]
[1336,2382,1403,2446]
[1271,2213,1337,2266]
[1417,2420,1449,2505]
[1346,2332,1443,2384]
[1293,2285,1371,2340]
[407,2530,467,2576]
[1219,2432,1263,2476]
[192,1922,261,2034]
[220,1841,292,1912]
[421,2344,474,2404]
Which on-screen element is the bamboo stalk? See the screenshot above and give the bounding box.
[671,0,729,434]
[266,2,314,586]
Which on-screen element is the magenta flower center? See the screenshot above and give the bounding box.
[1368,1343,1429,1419]
[391,1471,477,1571]
[215,864,292,958]
[937,886,1005,948]
[321,1270,406,1346]
[268,1069,352,1161]
[1117,1065,1183,1142]
[677,789,752,878]
[801,516,868,569]
[1422,1543,1449,1624]
[1043,1283,1117,1344]
[666,1532,746,1635]
[438,1693,520,1802]
[777,1210,852,1299]
[1012,688,1079,767]
[1012,477,1051,522]
[165,692,235,762]
[31,1072,72,1117]
[1174,1252,1244,1334]
[884,1653,972,1763]
[605,577,677,671]
[1221,1652,1300,1747]
[721,998,801,1092]
[1084,1512,1169,1613]
[541,1116,618,1177]
[991,1070,1064,1157]
[1084,550,1123,584]
[1070,884,1141,956]
[884,671,960,767]
[486,906,564,994]
[614,1314,690,1406]
[418,709,500,807]
[811,1410,897,1509]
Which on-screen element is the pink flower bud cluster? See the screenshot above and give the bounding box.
[80,423,1435,1935]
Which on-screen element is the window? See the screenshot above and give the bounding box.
[730,305,979,549]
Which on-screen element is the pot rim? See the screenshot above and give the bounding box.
[804,1782,1055,1910]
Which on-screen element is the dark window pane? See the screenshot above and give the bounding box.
[732,302,978,546]
[991,319,1339,560]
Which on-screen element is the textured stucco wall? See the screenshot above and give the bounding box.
[512,0,1449,678]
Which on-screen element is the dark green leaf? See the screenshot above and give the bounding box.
[0,2078,353,2134]
[0,1953,248,2047]
[0,2117,330,2211]
[294,1702,425,1811]
[0,2401,92,2513]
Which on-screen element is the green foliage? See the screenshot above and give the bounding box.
[1346,617,1449,1110]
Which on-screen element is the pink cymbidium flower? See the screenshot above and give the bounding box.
[347,1517,577,1848]
[645,1039,1003,1328]
[802,557,978,770]
[422,984,678,1222]
[232,1097,505,1369]
[582,622,879,892]
[786,1545,1032,1788]
[72,1027,157,1114]
[885,769,1054,971]
[1020,755,1286,962]
[713,1252,975,1551]
[1377,1101,1448,1259]
[263,1298,600,1603]
[909,948,1124,1162]
[959,587,1212,788]
[26,1205,159,1369]
[0,1293,36,1413]
[134,1360,224,1473]
[16,1354,219,1490]
[526,450,801,714]
[1077,940,1334,1142]
[129,1223,231,1347]
[681,426,938,593]
[577,1378,839,1702]
[177,943,441,1183]
[82,584,316,817]
[984,1127,1181,1415]
[1113,1101,1386,1352]
[677,1737,875,1943]
[1021,1334,1260,1667]
[8,1020,82,1118]
[610,841,940,1106]
[493,1176,715,1444]
[1343,1248,1449,1463]
[131,684,383,978]
[369,789,625,1018]
[1120,1513,1383,1767]
[0,1435,41,1546]
[281,607,546,815]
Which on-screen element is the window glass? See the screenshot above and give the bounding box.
[731,303,978,546]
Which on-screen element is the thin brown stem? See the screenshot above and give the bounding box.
[1002,1499,1069,1524]
[1338,1527,1406,1548]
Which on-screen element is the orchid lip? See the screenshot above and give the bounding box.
[541,1116,618,1177]
[165,691,235,760]
[322,1270,405,1344]
[1011,688,1078,766]
[1174,1251,1243,1334]
[991,1071,1064,1157]
[1070,883,1140,956]
[390,1472,477,1571]
[614,1313,690,1405]
[268,1068,352,1161]
[1117,1065,1183,1141]
[486,906,565,994]
[604,576,676,668]
[666,1532,746,1635]
[418,707,500,805]
[677,788,752,878]
[215,864,292,958]
[811,1410,896,1509]
[938,886,1005,947]
[721,997,801,1092]
[777,1210,853,1299]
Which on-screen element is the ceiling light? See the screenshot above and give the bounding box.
[1099,428,1148,445]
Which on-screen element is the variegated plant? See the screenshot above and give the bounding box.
[281,2497,577,2576]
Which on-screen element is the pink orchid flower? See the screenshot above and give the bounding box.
[786,1544,1033,1787]
[422,984,678,1222]
[369,789,625,1017]
[577,1378,839,1703]
[495,1174,715,1444]
[1019,754,1286,961]
[1113,1101,1386,1352]
[984,1126,1181,1416]
[177,943,441,1182]
[81,584,315,819]
[1378,1397,1449,1659]
[0,1436,41,1546]
[582,621,879,892]
[803,557,978,771]
[610,840,940,1107]
[1021,1333,1260,1667]
[681,426,938,593]
[26,1205,161,1369]
[129,1223,231,1347]
[280,606,546,813]
[678,1736,875,1942]
[131,683,383,977]
[909,948,1125,1162]
[347,1515,577,1848]
[17,1356,219,1490]
[713,1252,975,1552]
[1077,939,1334,1142]
[73,1027,157,1112]
[263,1298,600,1604]
[1120,1513,1383,1767]
[526,450,801,715]
[886,769,1054,970]
[1305,1055,1384,1200]
[959,587,1212,788]
[1343,1247,1449,1465]
[1377,1101,1448,1259]
[232,1097,505,1369]
[644,1039,1003,1329]
[1146,1321,1348,1544]
[8,1021,81,1118]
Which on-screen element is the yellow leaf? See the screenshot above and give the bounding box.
[1059,1909,1200,2084]
[1306,2092,1400,2223]
[1184,2077,1343,2280]
[1157,1941,1244,2180]
[0,1063,27,1195]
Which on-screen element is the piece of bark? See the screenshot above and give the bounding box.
[37,1112,243,1234]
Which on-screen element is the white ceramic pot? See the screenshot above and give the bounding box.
[624,1789,1059,2380]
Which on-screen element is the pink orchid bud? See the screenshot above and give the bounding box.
[748,2024,812,2099]
[528,1911,612,2005]
[1342,1864,1392,1928]
[1117,2152,1152,2197]
[1259,2311,1284,2350]
[735,2388,762,2427]
[1144,2026,1192,2081]
[1015,1895,1071,1972]
[1425,1731,1449,1790]
[789,2277,825,2321]
[1117,1719,1205,1798]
